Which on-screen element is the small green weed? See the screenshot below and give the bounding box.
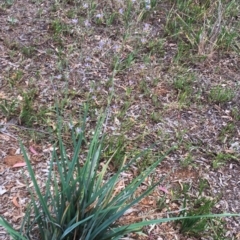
[146,38,165,57]
[209,85,235,103]
[173,71,196,107]
[136,149,157,172]
[19,90,38,126]
[102,135,126,170]
[7,70,23,87]
[1,0,14,8]
[180,197,216,236]
[231,107,240,121]
[114,52,136,73]
[173,72,195,92]
[212,152,235,169]
[151,111,161,122]
[0,99,18,120]
[218,122,235,142]
[50,19,70,36]
[7,16,18,25]
[21,46,36,58]
[178,179,226,238]
[173,77,190,92]
[139,79,150,96]
[181,153,194,168]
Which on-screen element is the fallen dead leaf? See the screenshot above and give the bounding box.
[12,162,27,168]
[159,186,169,194]
[3,155,25,167]
[29,145,40,155]
[12,196,21,208]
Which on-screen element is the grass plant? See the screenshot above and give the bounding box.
[0,99,18,120]
[1,106,240,239]
[209,85,235,103]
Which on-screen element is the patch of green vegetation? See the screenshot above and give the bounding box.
[231,107,240,121]
[2,111,205,240]
[209,85,235,103]
[1,0,14,8]
[181,153,195,168]
[19,89,38,126]
[66,9,75,19]
[1,79,50,126]
[0,99,18,120]
[21,46,36,58]
[145,38,165,57]
[165,0,238,62]
[113,51,136,73]
[180,197,216,236]
[151,111,161,122]
[50,19,71,36]
[178,179,227,238]
[6,70,23,88]
[7,15,18,25]
[139,79,150,96]
[212,152,236,169]
[219,122,236,141]
[172,71,197,107]
[137,150,157,172]
[102,135,126,170]
[173,73,194,92]
[117,101,131,120]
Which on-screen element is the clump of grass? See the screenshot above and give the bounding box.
[0,99,18,120]
[209,85,235,103]
[180,197,216,236]
[0,106,239,239]
[178,179,226,238]
[19,90,38,126]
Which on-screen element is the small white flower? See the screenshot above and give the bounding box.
[71,19,78,24]
[85,63,91,68]
[145,0,151,9]
[141,38,147,44]
[84,19,91,27]
[140,64,145,70]
[83,3,88,9]
[85,57,91,62]
[113,44,121,52]
[99,39,105,49]
[119,8,124,15]
[129,80,134,85]
[143,23,150,32]
[145,4,151,10]
[96,13,103,19]
[68,122,74,129]
[55,74,62,79]
[76,127,82,134]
